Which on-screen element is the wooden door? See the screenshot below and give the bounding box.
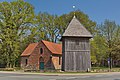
[39,57,44,70]
[40,62,44,70]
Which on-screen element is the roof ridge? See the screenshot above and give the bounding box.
[41,40,61,45]
[42,40,62,55]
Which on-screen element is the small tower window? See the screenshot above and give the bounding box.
[40,48,43,54]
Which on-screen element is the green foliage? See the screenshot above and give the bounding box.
[99,20,120,59]
[0,0,35,68]
[91,20,120,67]
[0,0,119,68]
[35,10,96,43]
[36,12,58,42]
[90,34,108,66]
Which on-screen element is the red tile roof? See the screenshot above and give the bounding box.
[21,43,38,56]
[21,40,62,57]
[42,40,62,55]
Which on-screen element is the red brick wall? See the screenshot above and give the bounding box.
[21,41,62,70]
[21,56,29,69]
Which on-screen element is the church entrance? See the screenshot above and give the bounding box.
[39,56,44,70]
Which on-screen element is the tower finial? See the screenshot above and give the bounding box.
[73,5,76,17]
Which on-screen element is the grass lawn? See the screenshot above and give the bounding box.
[0,67,120,74]
[91,67,120,72]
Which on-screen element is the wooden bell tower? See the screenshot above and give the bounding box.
[62,16,92,72]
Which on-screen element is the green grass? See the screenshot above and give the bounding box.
[0,68,14,71]
[91,67,120,72]
[1,67,120,74]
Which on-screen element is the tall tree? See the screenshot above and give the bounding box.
[0,0,35,67]
[35,10,96,43]
[90,34,107,66]
[98,20,120,68]
[36,12,58,42]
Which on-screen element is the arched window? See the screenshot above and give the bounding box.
[40,48,43,54]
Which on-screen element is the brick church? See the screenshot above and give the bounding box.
[21,16,92,72]
[21,40,62,70]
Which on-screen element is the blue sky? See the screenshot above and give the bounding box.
[1,0,120,24]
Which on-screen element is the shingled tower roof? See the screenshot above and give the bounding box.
[62,16,92,38]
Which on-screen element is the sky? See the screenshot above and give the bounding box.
[1,0,120,24]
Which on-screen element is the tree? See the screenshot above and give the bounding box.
[111,26,120,66]
[98,20,120,68]
[36,12,59,42]
[0,0,35,68]
[35,10,96,43]
[90,34,107,66]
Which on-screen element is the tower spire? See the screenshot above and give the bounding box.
[73,5,76,17]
